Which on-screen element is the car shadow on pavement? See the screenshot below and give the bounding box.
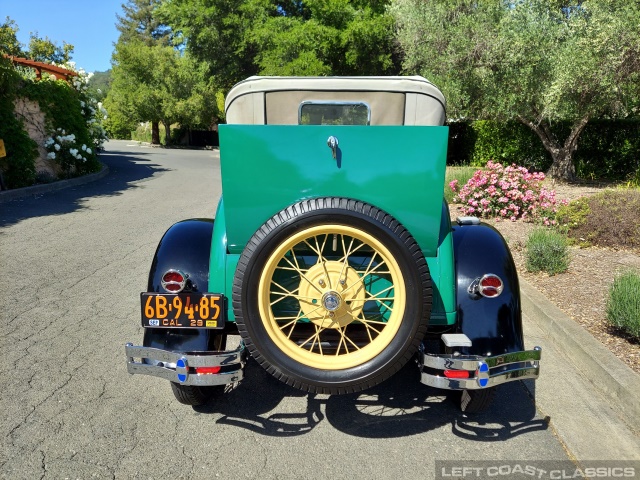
[0,149,168,228]
[193,359,549,440]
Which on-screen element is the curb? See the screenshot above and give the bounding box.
[520,278,640,432]
[0,163,109,203]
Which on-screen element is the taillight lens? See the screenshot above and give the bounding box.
[444,370,470,379]
[195,366,221,375]
[478,274,503,298]
[161,270,186,293]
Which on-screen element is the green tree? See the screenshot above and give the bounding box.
[87,70,111,103]
[114,0,173,143]
[27,32,74,64]
[0,17,24,56]
[117,0,172,46]
[107,40,221,143]
[392,0,640,181]
[161,0,401,91]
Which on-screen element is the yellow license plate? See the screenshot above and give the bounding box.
[140,293,225,329]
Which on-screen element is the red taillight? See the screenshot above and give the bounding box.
[479,274,503,298]
[444,370,470,379]
[196,366,221,375]
[468,273,504,298]
[161,269,186,293]
[163,271,184,283]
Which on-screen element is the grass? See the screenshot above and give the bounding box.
[606,270,640,340]
[444,166,477,203]
[525,228,570,275]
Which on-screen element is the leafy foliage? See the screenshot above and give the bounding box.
[0,58,37,188]
[117,0,172,46]
[449,161,566,223]
[106,40,221,142]
[525,229,570,276]
[606,270,640,340]
[0,17,24,56]
[448,119,640,182]
[27,33,74,64]
[392,0,640,180]
[161,0,401,90]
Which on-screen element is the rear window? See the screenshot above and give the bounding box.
[299,101,370,125]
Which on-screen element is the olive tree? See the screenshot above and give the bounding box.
[391,0,640,180]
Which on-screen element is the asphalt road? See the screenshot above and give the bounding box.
[1,140,571,479]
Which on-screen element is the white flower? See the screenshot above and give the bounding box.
[81,144,87,151]
[80,101,85,108]
[47,152,56,160]
[82,157,87,163]
[54,144,61,151]
[86,148,92,154]
[70,148,78,156]
[76,154,82,160]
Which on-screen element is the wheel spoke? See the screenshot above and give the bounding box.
[280,254,323,295]
[299,316,328,351]
[363,285,395,309]
[269,283,301,307]
[335,326,360,354]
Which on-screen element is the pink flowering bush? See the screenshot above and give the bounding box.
[449,161,567,224]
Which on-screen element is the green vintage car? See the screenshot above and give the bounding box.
[126,76,541,412]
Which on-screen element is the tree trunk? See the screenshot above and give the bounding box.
[517,115,590,182]
[151,121,160,145]
[163,121,171,146]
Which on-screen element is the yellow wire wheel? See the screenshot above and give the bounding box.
[233,198,432,394]
[258,224,406,370]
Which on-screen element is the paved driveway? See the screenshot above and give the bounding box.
[1,140,570,479]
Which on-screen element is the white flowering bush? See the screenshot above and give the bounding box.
[61,62,109,151]
[35,62,108,178]
[44,128,94,175]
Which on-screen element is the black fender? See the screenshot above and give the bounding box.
[143,218,223,353]
[452,222,524,356]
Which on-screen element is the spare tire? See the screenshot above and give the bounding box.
[232,197,432,394]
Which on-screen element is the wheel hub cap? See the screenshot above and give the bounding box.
[322,291,342,311]
[298,260,366,328]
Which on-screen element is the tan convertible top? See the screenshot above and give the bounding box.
[225,76,446,126]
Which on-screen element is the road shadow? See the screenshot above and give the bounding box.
[193,359,549,440]
[0,148,169,228]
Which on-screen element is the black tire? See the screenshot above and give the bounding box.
[170,383,225,406]
[233,197,432,394]
[459,388,496,413]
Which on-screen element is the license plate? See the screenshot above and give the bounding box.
[141,293,225,329]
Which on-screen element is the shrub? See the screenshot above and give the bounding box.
[471,120,551,172]
[444,166,476,203]
[44,128,95,177]
[0,56,38,188]
[449,161,566,223]
[558,189,640,250]
[525,229,570,275]
[606,271,640,340]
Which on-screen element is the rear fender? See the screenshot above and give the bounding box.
[143,219,220,353]
[452,222,524,356]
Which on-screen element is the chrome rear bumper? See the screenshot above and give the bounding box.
[419,347,541,390]
[125,342,247,386]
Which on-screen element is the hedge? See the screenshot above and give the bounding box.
[447,119,640,182]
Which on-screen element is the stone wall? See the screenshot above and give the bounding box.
[13,97,59,176]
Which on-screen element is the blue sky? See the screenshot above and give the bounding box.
[2,0,124,72]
